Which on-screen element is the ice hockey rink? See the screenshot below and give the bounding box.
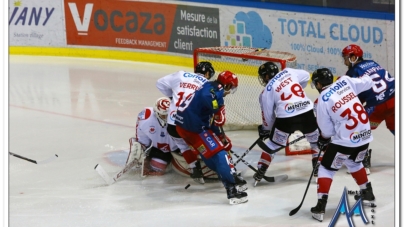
[9,55,396,227]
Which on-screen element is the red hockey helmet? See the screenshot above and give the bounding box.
[153,97,170,127]
[342,44,363,58]
[217,71,238,94]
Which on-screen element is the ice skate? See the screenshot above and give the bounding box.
[253,166,267,187]
[355,182,376,207]
[233,172,248,192]
[190,161,205,184]
[311,195,328,222]
[226,184,248,205]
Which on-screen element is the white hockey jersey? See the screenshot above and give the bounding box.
[260,68,313,130]
[136,107,178,153]
[156,71,209,125]
[316,75,374,147]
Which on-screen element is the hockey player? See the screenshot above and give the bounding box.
[342,44,395,174]
[310,68,375,222]
[127,97,179,176]
[175,71,247,205]
[156,62,215,184]
[254,62,321,186]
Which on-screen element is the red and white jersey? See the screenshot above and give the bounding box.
[260,68,313,130]
[136,107,178,153]
[156,71,209,125]
[316,75,374,147]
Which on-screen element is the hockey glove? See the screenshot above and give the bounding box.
[365,106,375,116]
[213,106,226,127]
[218,134,232,152]
[258,125,271,140]
[317,135,331,151]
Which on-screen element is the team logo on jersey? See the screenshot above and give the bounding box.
[200,132,218,149]
[160,131,165,137]
[322,80,348,101]
[169,110,176,121]
[149,126,156,134]
[157,143,170,152]
[197,145,206,153]
[350,130,372,143]
[284,101,310,113]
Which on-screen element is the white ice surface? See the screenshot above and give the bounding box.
[9,56,395,227]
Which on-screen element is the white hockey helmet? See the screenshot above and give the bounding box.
[153,97,171,127]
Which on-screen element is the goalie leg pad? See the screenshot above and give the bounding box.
[127,138,144,165]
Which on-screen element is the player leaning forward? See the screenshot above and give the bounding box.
[156,62,215,184]
[175,71,247,205]
[310,68,376,222]
[254,62,321,186]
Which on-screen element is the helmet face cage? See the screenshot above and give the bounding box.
[217,71,238,94]
[311,68,334,89]
[258,62,279,86]
[195,61,215,80]
[153,97,170,127]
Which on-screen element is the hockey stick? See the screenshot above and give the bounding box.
[94,147,151,185]
[219,127,287,183]
[289,149,323,216]
[94,157,140,185]
[9,152,58,164]
[234,134,306,164]
[229,150,288,183]
[234,138,261,165]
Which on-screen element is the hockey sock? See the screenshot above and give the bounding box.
[351,168,368,186]
[181,149,198,167]
[317,177,332,198]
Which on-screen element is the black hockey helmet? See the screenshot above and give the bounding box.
[311,68,334,91]
[195,61,215,80]
[258,62,279,86]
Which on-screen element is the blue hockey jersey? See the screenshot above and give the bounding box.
[175,81,224,134]
[346,60,395,107]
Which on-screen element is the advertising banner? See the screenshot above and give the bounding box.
[64,0,220,55]
[218,8,395,76]
[9,0,66,46]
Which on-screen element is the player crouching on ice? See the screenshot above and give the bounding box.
[175,71,247,205]
[127,97,179,176]
[310,68,376,222]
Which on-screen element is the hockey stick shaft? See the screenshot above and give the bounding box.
[219,127,287,183]
[95,146,151,185]
[9,152,58,164]
[229,150,286,183]
[289,149,323,216]
[235,134,306,163]
[95,157,139,185]
[234,138,260,165]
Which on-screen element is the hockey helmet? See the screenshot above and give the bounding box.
[153,97,170,127]
[258,62,279,86]
[195,61,215,80]
[217,71,238,94]
[311,68,334,91]
[342,44,363,58]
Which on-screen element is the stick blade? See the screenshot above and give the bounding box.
[264,174,288,182]
[289,206,301,216]
[36,154,58,165]
[94,164,114,185]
